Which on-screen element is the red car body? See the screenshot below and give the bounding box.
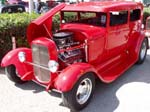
[1,1,149,111]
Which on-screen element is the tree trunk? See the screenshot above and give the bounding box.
[29,0,34,14]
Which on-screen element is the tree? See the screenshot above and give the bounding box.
[29,0,34,14]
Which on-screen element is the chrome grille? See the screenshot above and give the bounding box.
[32,44,50,82]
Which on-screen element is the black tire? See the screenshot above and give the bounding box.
[62,73,95,111]
[5,65,26,84]
[136,38,148,64]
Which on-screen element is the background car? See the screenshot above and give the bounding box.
[145,2,150,7]
[0,4,25,13]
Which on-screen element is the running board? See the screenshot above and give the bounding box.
[98,53,137,83]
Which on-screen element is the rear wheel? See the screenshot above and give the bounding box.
[136,38,148,64]
[62,73,95,111]
[5,65,26,84]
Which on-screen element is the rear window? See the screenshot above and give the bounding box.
[130,9,141,21]
[110,11,128,26]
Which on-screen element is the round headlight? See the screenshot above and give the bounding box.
[18,52,26,62]
[48,60,59,73]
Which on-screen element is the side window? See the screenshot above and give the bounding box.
[80,12,96,19]
[110,11,128,26]
[97,13,107,27]
[63,12,78,23]
[130,9,141,21]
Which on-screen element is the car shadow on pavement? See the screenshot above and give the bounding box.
[48,90,62,98]
[0,67,5,74]
[15,81,45,93]
[0,67,45,93]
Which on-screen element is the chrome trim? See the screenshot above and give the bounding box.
[32,80,47,88]
[26,61,50,71]
[140,40,147,60]
[32,80,62,93]
[84,39,88,62]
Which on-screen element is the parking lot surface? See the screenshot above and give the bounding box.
[0,48,150,112]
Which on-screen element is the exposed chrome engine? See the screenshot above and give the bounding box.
[53,32,85,65]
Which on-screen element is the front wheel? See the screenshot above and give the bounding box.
[5,65,26,84]
[62,73,95,111]
[136,38,148,64]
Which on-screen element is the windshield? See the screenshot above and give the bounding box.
[61,11,107,27]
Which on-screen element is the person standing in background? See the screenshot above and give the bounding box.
[34,0,40,13]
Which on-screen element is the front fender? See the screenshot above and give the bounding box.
[1,48,33,80]
[54,63,97,92]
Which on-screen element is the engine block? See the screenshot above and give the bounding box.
[53,32,84,65]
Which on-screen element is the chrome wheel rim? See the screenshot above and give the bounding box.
[140,41,147,60]
[76,78,92,105]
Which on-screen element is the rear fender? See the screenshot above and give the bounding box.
[135,34,149,57]
[1,48,33,80]
[129,32,148,60]
[54,63,97,92]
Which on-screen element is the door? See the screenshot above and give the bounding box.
[107,11,129,58]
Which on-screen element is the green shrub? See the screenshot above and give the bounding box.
[143,8,150,25]
[52,13,60,32]
[0,13,40,61]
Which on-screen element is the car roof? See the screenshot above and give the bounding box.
[62,1,143,12]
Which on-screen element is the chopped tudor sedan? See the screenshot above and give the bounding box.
[1,1,149,111]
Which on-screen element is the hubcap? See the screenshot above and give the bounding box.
[76,78,92,105]
[140,41,147,60]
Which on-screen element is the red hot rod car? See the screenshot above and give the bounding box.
[1,1,149,111]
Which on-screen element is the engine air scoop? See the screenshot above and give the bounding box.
[53,32,74,47]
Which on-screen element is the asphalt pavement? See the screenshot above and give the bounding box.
[0,44,150,112]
